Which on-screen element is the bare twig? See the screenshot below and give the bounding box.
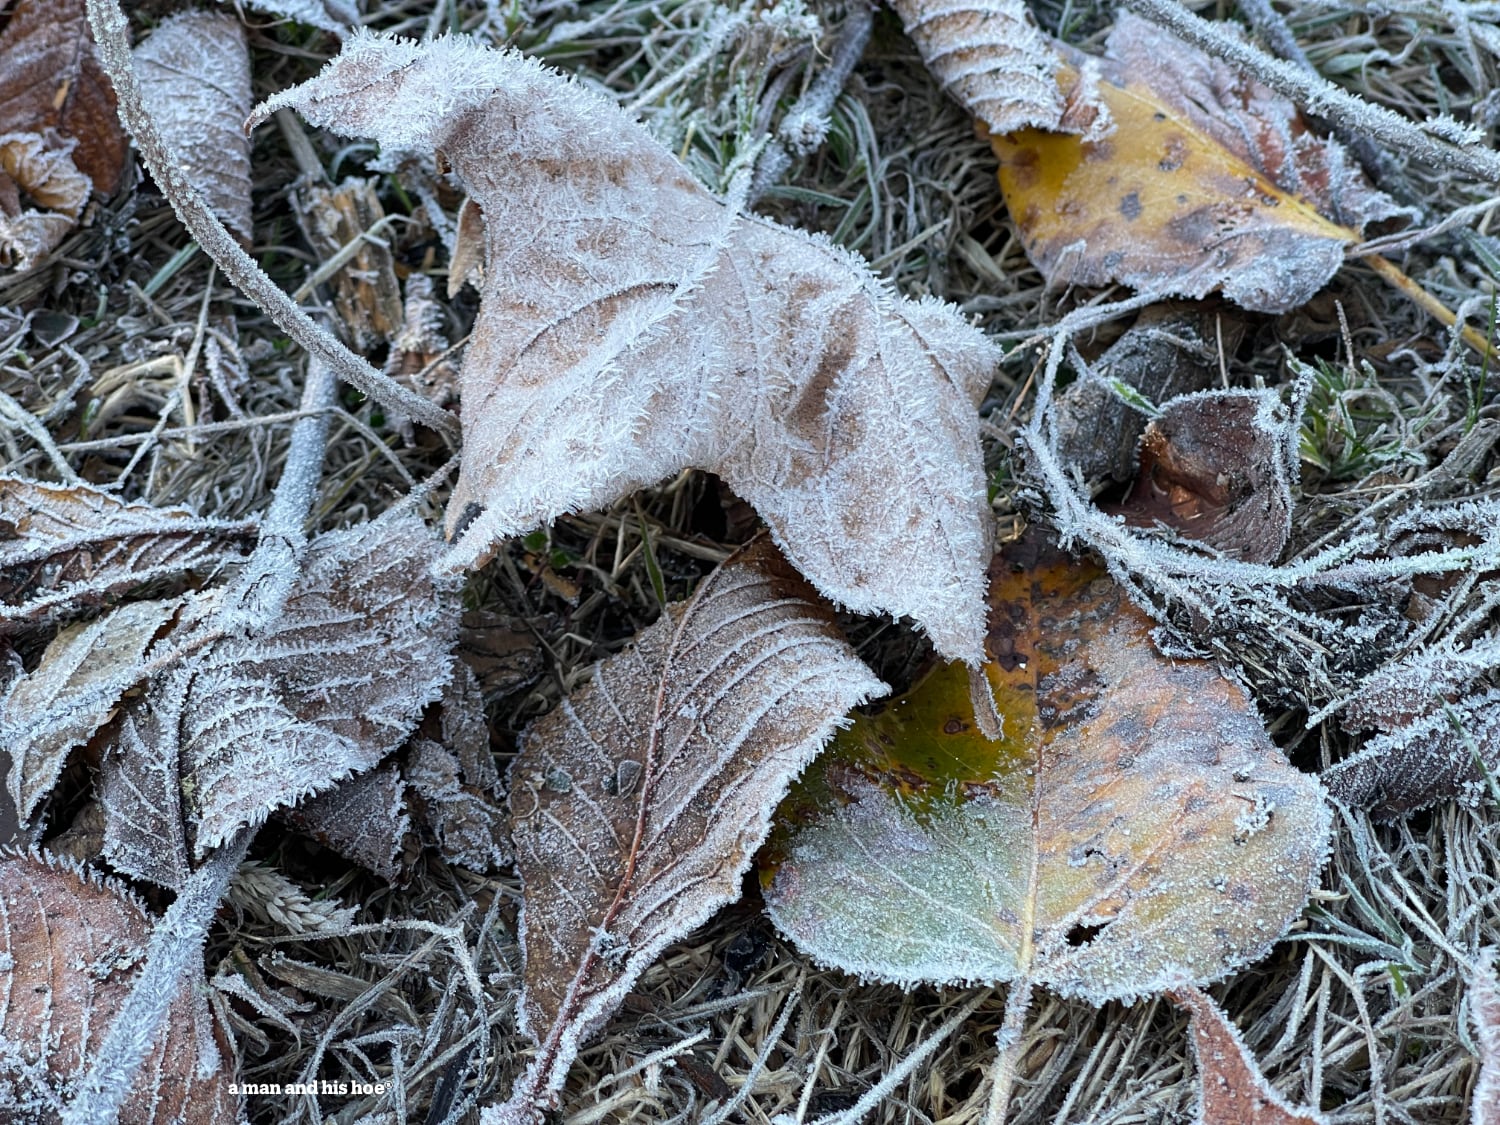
[1123,0,1500,183]
[82,0,461,441]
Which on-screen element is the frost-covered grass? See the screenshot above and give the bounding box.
[5,0,1500,1119]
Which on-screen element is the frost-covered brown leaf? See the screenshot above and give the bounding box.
[134,11,254,240]
[254,30,1001,665]
[98,515,457,889]
[0,475,253,632]
[0,851,240,1124]
[492,540,885,1121]
[1171,985,1326,1124]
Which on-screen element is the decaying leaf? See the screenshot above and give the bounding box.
[0,851,240,1124]
[0,476,254,632]
[1470,948,1500,1125]
[293,177,404,350]
[99,515,457,889]
[992,14,1404,312]
[1171,985,1327,1124]
[490,541,885,1120]
[1051,303,1234,484]
[1116,388,1296,564]
[2,596,184,827]
[886,0,1104,137]
[254,31,1000,665]
[282,764,409,882]
[765,532,1329,1000]
[0,0,126,195]
[232,0,359,37]
[135,11,255,240]
[0,134,92,271]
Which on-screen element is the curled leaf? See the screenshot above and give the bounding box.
[1116,388,1296,564]
[492,541,885,1119]
[992,14,1404,312]
[254,31,1000,664]
[765,533,1330,1001]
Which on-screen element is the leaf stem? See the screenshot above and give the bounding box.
[983,981,1035,1125]
[1122,0,1500,183]
[82,0,461,441]
[1361,253,1498,361]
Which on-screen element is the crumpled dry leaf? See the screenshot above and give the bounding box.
[98,515,457,889]
[489,540,885,1121]
[405,663,508,871]
[254,31,1001,665]
[293,177,404,350]
[1115,388,1296,564]
[135,11,255,240]
[992,14,1405,312]
[0,133,93,270]
[0,475,255,633]
[764,532,1330,1001]
[1171,985,1327,1124]
[887,0,1105,137]
[1051,303,1234,484]
[2,596,184,826]
[0,0,126,195]
[1471,947,1500,1125]
[0,851,240,1124]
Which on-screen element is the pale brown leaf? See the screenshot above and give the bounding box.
[1,596,184,826]
[0,0,126,195]
[1171,985,1327,1125]
[888,0,1104,136]
[99,515,457,888]
[0,851,240,1124]
[0,475,255,633]
[282,764,409,881]
[253,32,1001,665]
[0,134,91,270]
[490,541,885,1120]
[134,11,254,240]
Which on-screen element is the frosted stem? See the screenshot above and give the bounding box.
[60,828,254,1125]
[1123,0,1500,183]
[82,0,461,440]
[982,981,1034,1125]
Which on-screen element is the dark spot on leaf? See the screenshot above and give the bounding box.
[1065,921,1109,947]
[1119,191,1142,220]
[450,501,483,542]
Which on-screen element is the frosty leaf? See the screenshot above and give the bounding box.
[0,851,239,1124]
[1115,389,1295,564]
[282,764,409,881]
[490,541,885,1120]
[0,134,92,271]
[0,0,126,196]
[99,515,457,888]
[1323,688,1500,815]
[992,14,1404,313]
[135,11,254,240]
[405,664,508,871]
[764,532,1330,1001]
[1470,948,1500,1125]
[1050,303,1230,485]
[887,0,1103,136]
[1171,986,1327,1124]
[231,0,359,37]
[2,596,183,825]
[253,31,1001,664]
[0,475,255,633]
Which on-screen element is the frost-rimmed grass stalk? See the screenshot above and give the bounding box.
[83,0,462,442]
